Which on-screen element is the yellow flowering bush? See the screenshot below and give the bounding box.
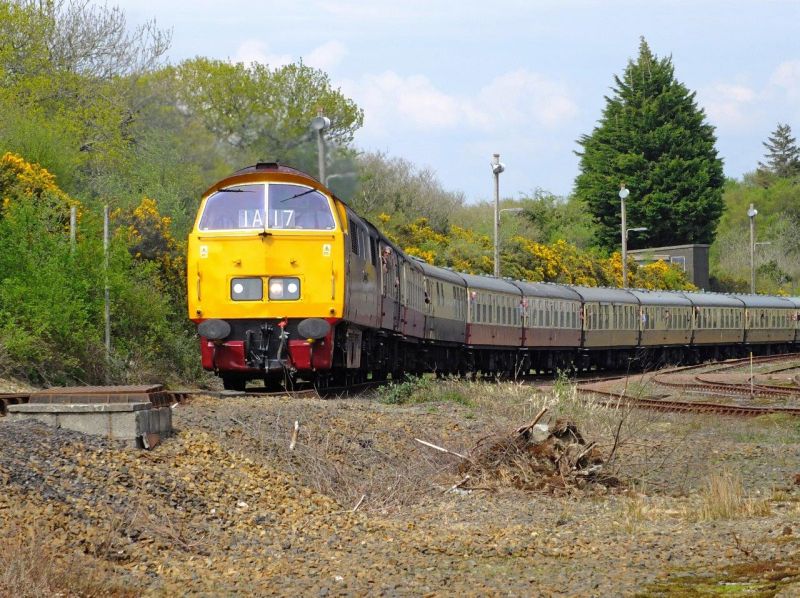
[113,197,186,290]
[0,152,80,224]
[376,213,695,291]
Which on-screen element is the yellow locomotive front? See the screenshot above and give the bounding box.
[187,163,346,390]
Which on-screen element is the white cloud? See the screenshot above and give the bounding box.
[699,82,758,129]
[700,59,800,131]
[231,39,347,71]
[473,70,578,130]
[304,41,347,71]
[232,40,292,67]
[770,60,800,99]
[343,69,577,136]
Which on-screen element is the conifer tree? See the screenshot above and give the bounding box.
[758,123,800,178]
[574,38,725,250]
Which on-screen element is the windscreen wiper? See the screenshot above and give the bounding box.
[280,189,315,202]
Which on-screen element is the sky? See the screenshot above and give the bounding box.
[112,0,800,203]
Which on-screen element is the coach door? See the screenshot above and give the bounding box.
[379,242,402,332]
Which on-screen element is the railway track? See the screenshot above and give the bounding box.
[0,387,193,417]
[217,378,385,400]
[578,352,800,417]
[582,388,800,417]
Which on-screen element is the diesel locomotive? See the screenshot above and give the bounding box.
[187,162,800,391]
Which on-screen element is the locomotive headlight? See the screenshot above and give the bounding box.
[269,277,300,300]
[230,277,263,301]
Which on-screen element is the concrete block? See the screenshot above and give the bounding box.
[60,413,110,437]
[156,407,172,435]
[6,401,172,448]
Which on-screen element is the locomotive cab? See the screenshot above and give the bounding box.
[187,164,346,389]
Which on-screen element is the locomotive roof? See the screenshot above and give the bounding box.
[202,162,341,204]
[459,273,522,294]
[728,294,796,308]
[417,261,467,286]
[627,289,693,307]
[570,286,639,304]
[510,281,582,301]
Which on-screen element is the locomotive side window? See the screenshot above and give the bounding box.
[199,184,266,231]
[268,184,335,230]
[349,219,359,254]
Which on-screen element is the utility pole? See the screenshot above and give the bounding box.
[311,115,331,184]
[104,205,111,359]
[619,185,630,288]
[748,203,757,294]
[491,153,505,277]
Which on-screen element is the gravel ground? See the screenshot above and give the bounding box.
[1,382,800,596]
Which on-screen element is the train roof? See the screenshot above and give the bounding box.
[417,261,467,286]
[570,286,639,305]
[510,280,582,301]
[784,296,800,309]
[627,289,693,307]
[678,291,745,307]
[728,294,796,308]
[459,273,522,294]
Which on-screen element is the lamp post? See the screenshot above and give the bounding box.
[500,208,524,217]
[619,185,630,288]
[491,153,506,277]
[324,172,356,188]
[747,203,758,294]
[311,115,331,183]
[627,226,647,240]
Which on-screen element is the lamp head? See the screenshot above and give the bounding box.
[747,206,758,218]
[310,116,331,131]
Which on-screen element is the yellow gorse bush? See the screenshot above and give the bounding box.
[0,152,80,223]
[113,197,186,290]
[378,215,694,291]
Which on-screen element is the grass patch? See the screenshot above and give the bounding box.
[642,559,800,597]
[695,469,772,521]
[377,376,474,407]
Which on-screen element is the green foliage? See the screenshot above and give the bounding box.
[0,154,199,385]
[574,38,725,251]
[378,376,434,405]
[377,376,472,407]
[517,189,596,248]
[171,58,363,174]
[348,151,464,230]
[710,176,800,294]
[0,0,171,182]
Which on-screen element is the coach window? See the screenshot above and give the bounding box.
[199,184,266,231]
[267,184,335,230]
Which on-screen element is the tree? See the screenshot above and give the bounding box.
[758,123,800,178]
[171,58,363,173]
[574,38,725,251]
[0,0,171,185]
[350,151,464,230]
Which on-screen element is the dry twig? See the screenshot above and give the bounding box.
[414,438,470,461]
[514,407,548,437]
